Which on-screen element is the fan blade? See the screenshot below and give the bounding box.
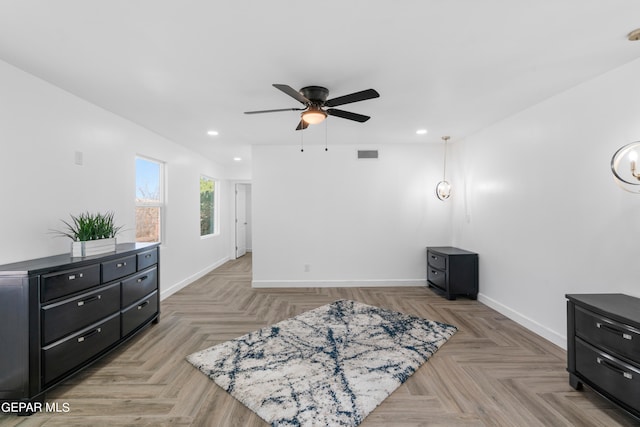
[273,84,310,105]
[245,108,305,114]
[295,120,309,131]
[326,108,370,123]
[325,89,379,107]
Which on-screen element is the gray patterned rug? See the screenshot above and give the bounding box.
[187,299,456,427]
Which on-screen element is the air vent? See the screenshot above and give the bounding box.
[357,150,379,159]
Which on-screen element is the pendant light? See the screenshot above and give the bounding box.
[611,140,640,193]
[436,136,451,200]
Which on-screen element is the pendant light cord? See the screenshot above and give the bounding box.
[442,136,450,180]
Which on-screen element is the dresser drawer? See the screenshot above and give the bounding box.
[575,306,640,362]
[427,251,447,270]
[41,283,120,345]
[137,248,158,270]
[427,267,446,290]
[122,291,158,337]
[122,266,158,307]
[42,313,120,385]
[576,338,640,412]
[102,255,136,283]
[41,264,101,302]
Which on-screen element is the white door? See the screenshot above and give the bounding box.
[235,184,247,258]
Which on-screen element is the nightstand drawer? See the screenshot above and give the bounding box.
[427,268,446,289]
[576,338,640,412]
[41,282,120,345]
[575,306,640,362]
[41,265,101,302]
[427,251,447,270]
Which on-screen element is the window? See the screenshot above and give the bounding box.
[135,157,164,242]
[200,175,217,236]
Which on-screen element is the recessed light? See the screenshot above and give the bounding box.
[416,129,428,135]
[207,130,219,136]
[233,157,242,162]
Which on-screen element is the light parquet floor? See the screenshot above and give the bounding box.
[2,253,639,426]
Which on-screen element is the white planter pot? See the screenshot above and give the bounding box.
[71,238,117,257]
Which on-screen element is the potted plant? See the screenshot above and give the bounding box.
[54,211,123,257]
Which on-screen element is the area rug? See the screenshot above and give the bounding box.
[187,299,456,427]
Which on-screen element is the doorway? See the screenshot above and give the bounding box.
[235,183,251,258]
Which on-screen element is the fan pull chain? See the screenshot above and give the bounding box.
[325,120,328,151]
[300,123,304,152]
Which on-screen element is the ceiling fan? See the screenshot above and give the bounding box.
[244,84,380,130]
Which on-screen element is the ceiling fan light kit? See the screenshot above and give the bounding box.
[628,28,640,41]
[301,108,327,125]
[245,84,380,131]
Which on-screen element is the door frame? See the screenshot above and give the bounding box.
[232,181,251,260]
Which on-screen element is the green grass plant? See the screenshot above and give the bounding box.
[54,211,123,241]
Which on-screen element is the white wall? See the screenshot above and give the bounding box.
[252,144,452,287]
[0,59,233,299]
[451,58,640,348]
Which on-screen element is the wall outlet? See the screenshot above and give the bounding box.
[304,264,310,273]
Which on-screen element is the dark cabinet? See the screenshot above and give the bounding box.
[566,294,640,419]
[426,246,478,300]
[0,242,160,409]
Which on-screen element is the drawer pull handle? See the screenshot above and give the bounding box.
[77,295,101,306]
[117,262,127,268]
[138,301,150,310]
[68,273,83,280]
[431,270,439,275]
[137,275,149,283]
[77,327,102,343]
[596,357,633,379]
[596,322,633,340]
[145,254,152,259]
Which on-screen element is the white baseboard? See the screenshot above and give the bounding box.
[160,256,230,300]
[478,293,566,350]
[252,279,427,288]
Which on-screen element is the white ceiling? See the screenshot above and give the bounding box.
[1,1,640,167]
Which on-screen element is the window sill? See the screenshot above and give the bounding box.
[200,233,220,240]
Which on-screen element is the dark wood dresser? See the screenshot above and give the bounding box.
[566,293,640,419]
[0,242,160,411]
[426,246,478,300]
